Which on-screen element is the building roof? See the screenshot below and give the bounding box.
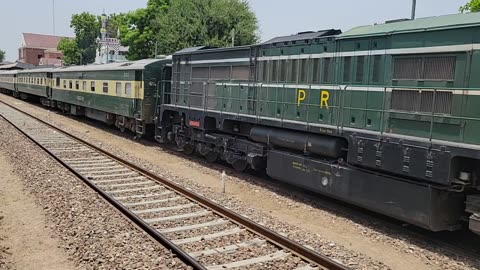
[0,61,13,66]
[0,62,36,70]
[340,12,480,39]
[22,33,71,49]
[262,29,342,45]
[39,57,62,67]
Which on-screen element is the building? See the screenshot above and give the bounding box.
[95,15,128,64]
[0,61,35,70]
[18,33,69,66]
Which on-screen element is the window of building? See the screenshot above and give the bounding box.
[91,81,96,92]
[103,82,109,93]
[355,56,365,83]
[343,57,352,82]
[125,83,132,96]
[116,82,122,95]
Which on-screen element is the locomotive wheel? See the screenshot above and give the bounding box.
[205,152,218,163]
[183,144,195,155]
[232,159,248,172]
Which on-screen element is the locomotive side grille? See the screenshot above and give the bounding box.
[393,55,456,81]
[424,56,456,81]
[391,90,421,112]
[434,91,453,114]
[393,58,423,80]
[391,89,453,114]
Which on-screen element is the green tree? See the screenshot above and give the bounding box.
[58,12,100,65]
[0,50,5,62]
[119,0,259,60]
[117,0,169,60]
[460,0,480,12]
[58,38,80,66]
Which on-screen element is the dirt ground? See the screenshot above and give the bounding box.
[0,152,76,270]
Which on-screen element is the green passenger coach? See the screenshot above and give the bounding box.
[51,58,170,135]
[0,70,17,94]
[157,12,480,234]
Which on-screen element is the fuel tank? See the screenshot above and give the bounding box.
[249,126,346,159]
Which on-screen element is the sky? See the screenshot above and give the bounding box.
[0,0,468,61]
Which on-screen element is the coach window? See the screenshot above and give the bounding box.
[82,81,87,91]
[56,77,60,87]
[91,81,96,92]
[69,80,73,89]
[116,82,122,95]
[75,81,80,90]
[125,83,132,96]
[103,82,109,93]
[63,80,67,89]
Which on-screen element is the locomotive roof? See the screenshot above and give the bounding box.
[53,58,169,73]
[340,12,480,39]
[262,29,341,45]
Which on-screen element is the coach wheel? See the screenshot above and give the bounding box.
[119,126,126,133]
[183,144,195,155]
[205,152,218,163]
[232,159,248,172]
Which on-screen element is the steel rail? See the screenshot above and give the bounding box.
[0,100,349,270]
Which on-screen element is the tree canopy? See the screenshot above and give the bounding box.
[118,0,258,60]
[0,50,5,62]
[460,0,480,12]
[62,0,259,63]
[58,12,100,65]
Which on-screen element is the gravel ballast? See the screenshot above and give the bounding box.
[0,118,188,270]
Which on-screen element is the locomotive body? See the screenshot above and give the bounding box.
[157,13,480,233]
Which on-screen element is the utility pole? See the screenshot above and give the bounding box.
[231,28,236,47]
[411,0,417,20]
[52,0,56,35]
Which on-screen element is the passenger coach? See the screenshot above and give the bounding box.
[51,59,170,135]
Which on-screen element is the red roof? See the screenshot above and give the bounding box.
[22,33,71,49]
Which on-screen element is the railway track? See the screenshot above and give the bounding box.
[0,101,348,270]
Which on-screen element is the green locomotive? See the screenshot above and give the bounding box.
[157,12,480,234]
[1,12,479,235]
